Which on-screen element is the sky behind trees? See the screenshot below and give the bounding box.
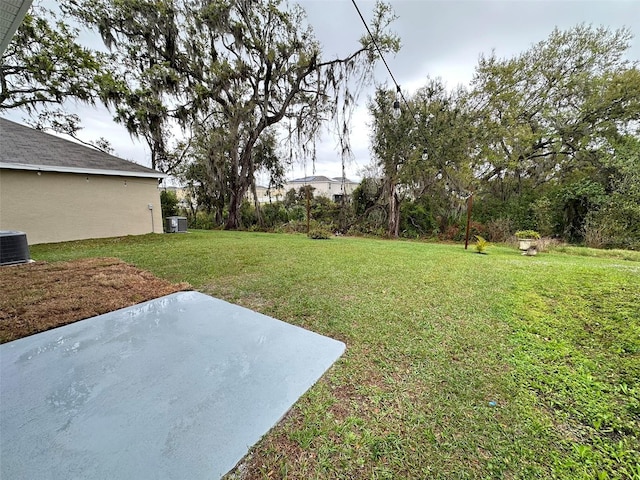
[4,0,640,181]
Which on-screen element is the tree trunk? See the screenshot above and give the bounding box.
[225,190,242,230]
[214,191,225,226]
[225,166,251,229]
[224,123,263,230]
[250,166,263,227]
[387,179,400,238]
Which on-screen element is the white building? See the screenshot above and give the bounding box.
[284,175,359,202]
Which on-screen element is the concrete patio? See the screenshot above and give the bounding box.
[0,291,345,479]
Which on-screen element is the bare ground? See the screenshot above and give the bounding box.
[0,257,190,343]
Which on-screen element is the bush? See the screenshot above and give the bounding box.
[187,212,216,230]
[351,205,388,236]
[275,220,306,234]
[261,203,288,229]
[160,190,179,218]
[486,217,513,242]
[310,196,340,224]
[347,223,387,238]
[536,236,563,252]
[400,199,437,238]
[515,230,541,239]
[239,200,256,228]
[475,235,489,254]
[557,179,606,242]
[438,221,487,242]
[472,193,536,232]
[468,221,488,239]
[440,224,461,241]
[287,205,306,222]
[352,178,381,216]
[308,227,332,239]
[532,196,555,236]
[584,202,640,250]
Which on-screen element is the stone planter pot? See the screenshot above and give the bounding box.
[518,239,535,250]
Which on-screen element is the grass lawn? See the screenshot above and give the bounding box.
[30,231,640,479]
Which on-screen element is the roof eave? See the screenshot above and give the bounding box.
[0,162,167,179]
[0,1,33,56]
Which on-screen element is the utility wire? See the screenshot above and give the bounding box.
[350,0,470,197]
[350,0,399,89]
[349,0,419,127]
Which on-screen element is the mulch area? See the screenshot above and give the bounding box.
[0,257,190,343]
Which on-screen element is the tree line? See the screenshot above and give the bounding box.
[367,25,640,248]
[2,2,638,248]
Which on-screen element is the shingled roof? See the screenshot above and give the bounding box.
[289,175,334,183]
[288,175,357,184]
[0,117,165,179]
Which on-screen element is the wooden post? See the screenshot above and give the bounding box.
[464,193,474,250]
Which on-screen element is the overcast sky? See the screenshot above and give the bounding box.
[4,0,640,182]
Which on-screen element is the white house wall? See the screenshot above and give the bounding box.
[0,169,164,244]
[285,180,358,199]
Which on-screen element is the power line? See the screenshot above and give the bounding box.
[349,0,400,92]
[349,0,418,125]
[349,0,471,197]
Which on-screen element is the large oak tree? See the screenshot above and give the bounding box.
[64,0,399,229]
[368,79,474,238]
[0,5,116,150]
[468,24,640,241]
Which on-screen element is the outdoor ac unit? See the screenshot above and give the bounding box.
[165,216,187,233]
[0,231,31,265]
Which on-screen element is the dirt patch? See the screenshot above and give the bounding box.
[0,257,190,343]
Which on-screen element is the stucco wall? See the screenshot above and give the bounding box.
[285,180,358,199]
[0,169,164,244]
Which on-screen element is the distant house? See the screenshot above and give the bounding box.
[0,118,166,244]
[284,175,359,202]
[253,184,283,204]
[162,185,193,211]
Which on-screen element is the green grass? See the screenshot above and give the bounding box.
[550,245,640,263]
[32,231,640,479]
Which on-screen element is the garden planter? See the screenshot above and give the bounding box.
[518,239,535,250]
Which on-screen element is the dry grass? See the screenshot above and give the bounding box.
[0,257,190,343]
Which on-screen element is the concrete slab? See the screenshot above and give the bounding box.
[1,291,345,479]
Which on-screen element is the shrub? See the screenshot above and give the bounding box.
[440,224,461,241]
[475,235,490,254]
[160,190,179,218]
[347,224,387,238]
[536,236,563,252]
[310,196,340,224]
[351,205,388,236]
[532,196,555,236]
[187,212,215,230]
[486,217,513,242]
[308,227,332,240]
[472,193,536,231]
[400,199,437,238]
[584,206,640,250]
[287,205,306,222]
[515,229,541,239]
[261,203,288,229]
[468,221,488,239]
[239,200,256,228]
[277,220,308,234]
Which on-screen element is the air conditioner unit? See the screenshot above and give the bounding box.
[165,216,187,233]
[0,231,31,265]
